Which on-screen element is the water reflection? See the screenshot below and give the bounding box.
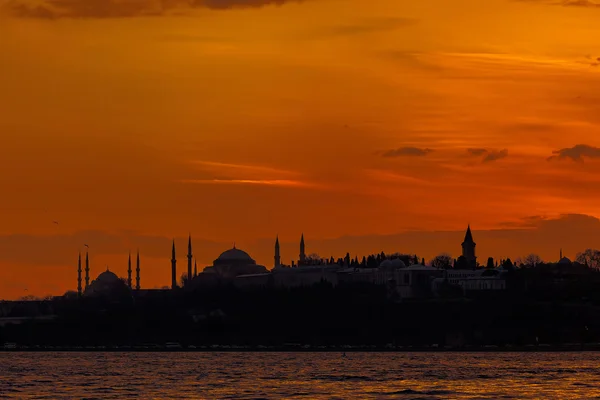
[1,352,600,399]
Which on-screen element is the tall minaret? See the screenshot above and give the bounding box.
[299,233,306,266]
[171,240,177,289]
[85,251,90,289]
[136,250,141,290]
[77,252,82,296]
[461,225,477,268]
[274,235,281,268]
[187,234,193,282]
[194,259,198,277]
[127,252,132,289]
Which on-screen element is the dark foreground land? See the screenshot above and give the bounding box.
[3,279,600,349]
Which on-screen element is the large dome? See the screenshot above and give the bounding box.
[96,270,120,283]
[214,247,256,265]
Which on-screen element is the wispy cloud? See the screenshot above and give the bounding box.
[189,160,298,177]
[180,178,313,187]
[315,17,418,38]
[1,0,304,19]
[548,144,600,162]
[183,161,314,187]
[380,147,433,158]
[515,0,600,7]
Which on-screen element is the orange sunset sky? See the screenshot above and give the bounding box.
[1,0,600,299]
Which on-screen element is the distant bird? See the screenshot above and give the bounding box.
[84,244,89,248]
[53,221,59,225]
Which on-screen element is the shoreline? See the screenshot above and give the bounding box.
[2,345,600,353]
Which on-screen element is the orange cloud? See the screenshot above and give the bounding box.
[1,0,305,18]
[181,178,313,187]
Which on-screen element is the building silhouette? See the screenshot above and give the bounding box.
[171,240,177,289]
[274,236,281,268]
[127,252,132,289]
[187,235,193,282]
[462,225,477,268]
[136,250,141,290]
[77,253,82,296]
[299,233,306,266]
[85,251,90,290]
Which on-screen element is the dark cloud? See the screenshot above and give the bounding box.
[381,147,433,158]
[561,0,600,6]
[548,144,600,162]
[482,149,509,163]
[465,148,509,163]
[2,0,303,18]
[466,148,488,156]
[515,0,600,7]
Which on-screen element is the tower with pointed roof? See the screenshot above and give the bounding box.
[171,240,177,289]
[127,252,132,289]
[274,236,281,268]
[85,251,90,290]
[136,250,141,290]
[77,253,82,296]
[299,234,306,266]
[187,234,193,282]
[461,225,477,268]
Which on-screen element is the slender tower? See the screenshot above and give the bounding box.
[77,252,82,296]
[299,233,306,266]
[171,240,177,289]
[136,250,141,290]
[127,252,132,289]
[194,259,198,278]
[461,225,477,268]
[85,251,90,289]
[187,234,193,282]
[274,235,281,268]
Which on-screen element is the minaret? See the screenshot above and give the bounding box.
[136,250,141,290]
[187,234,193,282]
[274,235,281,268]
[194,259,198,277]
[299,233,306,266]
[127,252,132,289]
[85,251,90,289]
[461,225,477,268]
[77,252,82,296]
[560,248,563,260]
[171,240,177,289]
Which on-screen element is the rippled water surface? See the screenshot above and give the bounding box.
[2,352,600,399]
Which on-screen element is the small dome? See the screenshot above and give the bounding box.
[558,257,572,265]
[380,260,393,268]
[391,259,406,269]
